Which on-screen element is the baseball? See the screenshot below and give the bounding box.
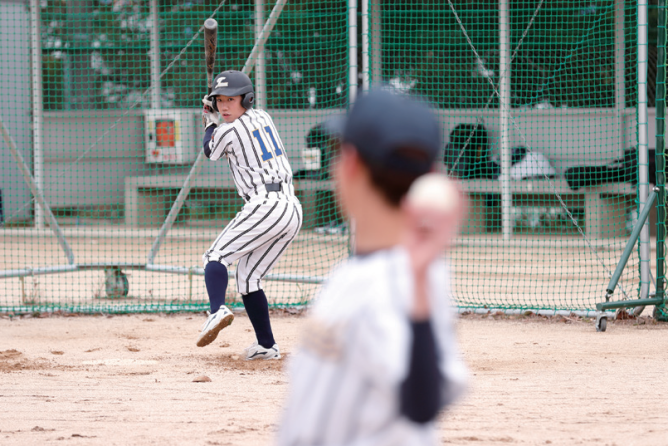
[407,173,459,213]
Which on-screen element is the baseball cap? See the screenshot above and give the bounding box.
[334,88,442,176]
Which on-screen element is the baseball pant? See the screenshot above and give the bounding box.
[203,194,302,295]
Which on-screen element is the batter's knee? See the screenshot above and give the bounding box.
[204,261,228,279]
[202,252,230,269]
[236,276,262,296]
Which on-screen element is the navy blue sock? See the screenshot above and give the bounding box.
[242,290,275,348]
[204,262,228,313]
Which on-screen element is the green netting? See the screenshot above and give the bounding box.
[0,0,663,316]
[655,0,667,321]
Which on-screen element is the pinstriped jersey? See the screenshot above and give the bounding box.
[209,108,294,199]
[277,247,468,446]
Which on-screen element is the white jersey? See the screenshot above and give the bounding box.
[209,108,295,200]
[277,247,467,446]
[203,107,302,295]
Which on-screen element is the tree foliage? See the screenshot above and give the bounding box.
[40,0,648,110]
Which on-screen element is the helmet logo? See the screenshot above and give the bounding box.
[216,77,228,88]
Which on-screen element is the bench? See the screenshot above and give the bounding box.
[124,175,637,238]
[461,179,637,238]
[124,175,336,228]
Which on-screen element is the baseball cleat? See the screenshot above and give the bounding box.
[243,342,281,360]
[196,306,234,347]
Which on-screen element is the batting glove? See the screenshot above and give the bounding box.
[202,95,220,129]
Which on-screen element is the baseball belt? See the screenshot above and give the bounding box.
[245,183,284,201]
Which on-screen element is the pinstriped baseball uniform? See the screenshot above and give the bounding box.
[207,108,295,198]
[203,108,302,295]
[277,248,468,446]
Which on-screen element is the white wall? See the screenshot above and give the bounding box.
[0,0,31,223]
[40,106,656,207]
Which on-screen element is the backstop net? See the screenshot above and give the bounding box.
[0,0,660,316]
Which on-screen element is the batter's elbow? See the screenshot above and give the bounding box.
[203,126,216,159]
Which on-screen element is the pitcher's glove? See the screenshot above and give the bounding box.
[202,95,220,129]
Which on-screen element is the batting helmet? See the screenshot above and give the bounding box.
[208,70,255,110]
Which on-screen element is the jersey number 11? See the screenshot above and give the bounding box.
[252,126,283,162]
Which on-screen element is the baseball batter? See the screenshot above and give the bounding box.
[196,70,303,360]
[276,89,468,445]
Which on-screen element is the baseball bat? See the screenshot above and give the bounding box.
[204,18,218,94]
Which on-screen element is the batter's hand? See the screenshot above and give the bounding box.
[202,95,220,129]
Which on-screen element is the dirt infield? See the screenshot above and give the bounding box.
[1,311,666,446]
